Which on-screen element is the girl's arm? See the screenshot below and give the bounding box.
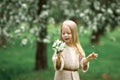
[79,52,98,72]
[56,53,62,69]
[52,52,64,70]
[83,52,98,65]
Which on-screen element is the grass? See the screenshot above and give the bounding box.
[0,26,120,80]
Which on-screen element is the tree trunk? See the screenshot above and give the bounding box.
[91,28,104,44]
[35,0,48,70]
[91,30,101,44]
[35,42,47,70]
[0,35,6,47]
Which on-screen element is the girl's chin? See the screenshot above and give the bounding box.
[64,41,70,44]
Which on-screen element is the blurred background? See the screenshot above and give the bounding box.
[0,0,120,80]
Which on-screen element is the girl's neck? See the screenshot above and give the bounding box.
[66,43,73,47]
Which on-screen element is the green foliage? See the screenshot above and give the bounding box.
[49,0,120,33]
[0,0,39,45]
[48,0,83,22]
[10,22,38,45]
[0,0,38,27]
[79,0,120,31]
[0,0,50,46]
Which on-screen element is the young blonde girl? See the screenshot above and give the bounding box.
[52,20,98,80]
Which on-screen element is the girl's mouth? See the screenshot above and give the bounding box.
[65,38,69,41]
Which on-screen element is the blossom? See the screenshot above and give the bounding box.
[21,38,28,45]
[52,39,66,54]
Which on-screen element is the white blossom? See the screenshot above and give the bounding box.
[116,9,120,13]
[43,38,50,43]
[15,29,21,34]
[107,8,113,14]
[22,3,27,9]
[52,39,66,54]
[30,28,35,34]
[21,25,25,31]
[21,38,28,45]
[79,13,85,17]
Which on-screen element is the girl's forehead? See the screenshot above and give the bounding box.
[62,26,71,31]
[62,25,70,29]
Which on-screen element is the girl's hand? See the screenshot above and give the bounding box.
[83,52,98,65]
[87,52,98,60]
[57,52,62,59]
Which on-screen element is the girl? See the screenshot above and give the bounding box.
[52,20,98,80]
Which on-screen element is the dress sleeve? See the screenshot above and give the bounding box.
[79,57,89,72]
[52,53,64,71]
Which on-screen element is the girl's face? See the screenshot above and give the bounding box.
[61,25,72,46]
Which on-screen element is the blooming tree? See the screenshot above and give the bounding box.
[0,0,49,70]
[49,0,120,44]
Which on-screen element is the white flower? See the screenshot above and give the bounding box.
[52,39,66,54]
[21,38,28,45]
[15,29,21,34]
[22,3,27,9]
[21,25,25,32]
[30,28,35,34]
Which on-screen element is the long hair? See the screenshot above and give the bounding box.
[60,20,85,58]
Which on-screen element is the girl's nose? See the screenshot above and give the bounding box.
[64,33,68,36]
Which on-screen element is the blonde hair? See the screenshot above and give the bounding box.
[60,20,85,57]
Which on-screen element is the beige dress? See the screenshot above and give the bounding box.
[52,47,89,80]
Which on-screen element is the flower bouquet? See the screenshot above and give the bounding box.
[52,39,66,54]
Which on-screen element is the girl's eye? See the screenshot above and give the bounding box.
[62,32,71,35]
[67,32,71,34]
[62,33,65,35]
